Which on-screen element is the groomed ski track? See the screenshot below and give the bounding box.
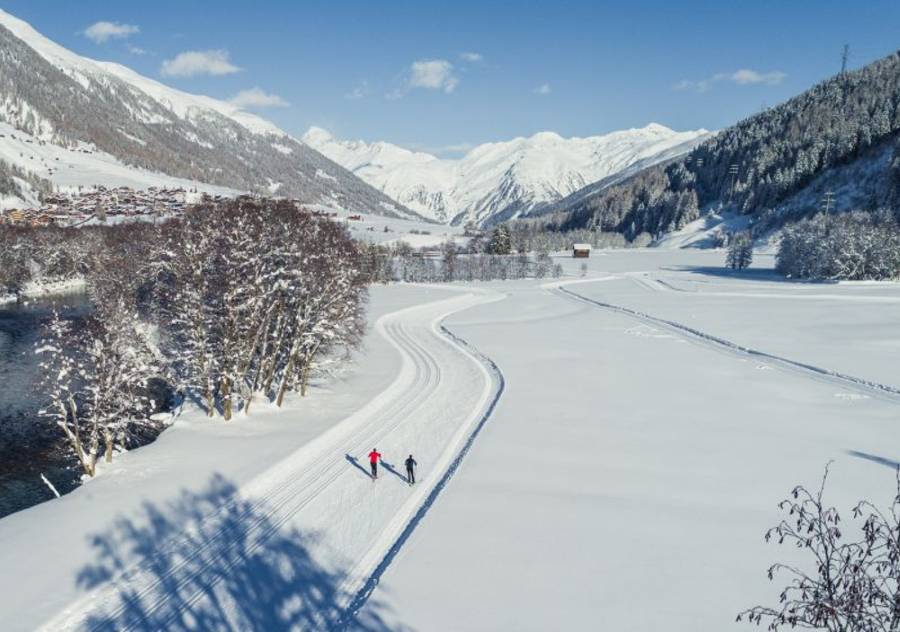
[39,289,506,631]
[554,280,900,404]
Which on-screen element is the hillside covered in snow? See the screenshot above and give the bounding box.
[0,9,418,218]
[303,124,709,226]
[546,50,900,241]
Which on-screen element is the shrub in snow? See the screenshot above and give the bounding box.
[738,464,900,630]
[776,211,900,280]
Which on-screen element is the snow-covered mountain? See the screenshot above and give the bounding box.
[302,124,710,226]
[0,9,417,218]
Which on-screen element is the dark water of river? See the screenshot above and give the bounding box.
[0,293,91,518]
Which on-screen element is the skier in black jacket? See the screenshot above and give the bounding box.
[405,454,417,485]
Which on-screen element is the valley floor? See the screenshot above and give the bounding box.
[358,250,900,631]
[1,249,898,631]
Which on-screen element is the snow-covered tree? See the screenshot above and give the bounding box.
[726,232,753,270]
[487,225,512,255]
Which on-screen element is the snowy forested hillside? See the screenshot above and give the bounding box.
[548,50,900,239]
[0,9,419,218]
[302,124,709,226]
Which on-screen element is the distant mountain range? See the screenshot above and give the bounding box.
[303,124,710,226]
[0,9,418,219]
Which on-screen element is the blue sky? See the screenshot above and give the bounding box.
[4,0,900,156]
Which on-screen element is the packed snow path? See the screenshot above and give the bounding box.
[36,290,503,631]
[555,284,900,403]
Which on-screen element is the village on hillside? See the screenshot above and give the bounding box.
[0,186,216,227]
[0,185,356,228]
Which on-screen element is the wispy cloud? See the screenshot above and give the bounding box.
[228,87,289,109]
[410,59,459,93]
[161,50,241,78]
[345,80,369,100]
[387,58,460,99]
[83,21,139,44]
[674,68,787,92]
[534,83,551,95]
[127,44,148,56]
[460,51,483,63]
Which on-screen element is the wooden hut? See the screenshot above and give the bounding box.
[572,243,592,258]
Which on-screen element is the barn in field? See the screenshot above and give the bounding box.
[572,243,592,258]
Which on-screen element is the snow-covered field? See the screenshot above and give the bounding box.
[359,250,900,630]
[1,249,898,631]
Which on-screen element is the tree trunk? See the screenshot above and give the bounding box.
[206,375,216,417]
[300,362,310,397]
[222,376,232,421]
[276,356,294,407]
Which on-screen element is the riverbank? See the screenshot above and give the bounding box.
[0,291,91,517]
[0,277,87,306]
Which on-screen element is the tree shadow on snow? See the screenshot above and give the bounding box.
[663,265,837,285]
[846,449,900,470]
[75,473,403,631]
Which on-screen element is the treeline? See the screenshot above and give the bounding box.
[776,210,900,280]
[16,199,366,477]
[360,240,564,284]
[503,222,651,252]
[552,50,900,239]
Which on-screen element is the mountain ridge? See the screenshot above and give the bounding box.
[303,123,710,226]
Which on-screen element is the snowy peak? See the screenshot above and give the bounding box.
[304,125,711,225]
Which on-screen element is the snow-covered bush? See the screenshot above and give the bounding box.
[738,465,900,630]
[776,211,900,280]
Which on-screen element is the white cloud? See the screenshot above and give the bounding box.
[385,58,461,99]
[83,21,139,44]
[534,83,551,95]
[345,80,369,100]
[127,44,148,56]
[161,50,241,78]
[460,51,483,63]
[728,69,787,85]
[410,59,459,93]
[675,68,786,92]
[228,87,289,109]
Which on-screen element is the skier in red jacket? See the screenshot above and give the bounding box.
[368,449,382,479]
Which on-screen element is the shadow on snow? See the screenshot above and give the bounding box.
[75,473,404,631]
[846,449,900,470]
